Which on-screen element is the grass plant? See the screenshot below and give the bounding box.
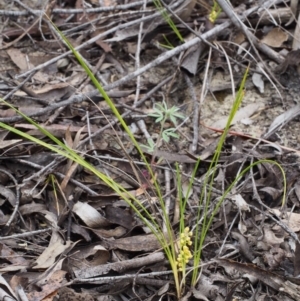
[153,0,184,42]
[0,21,287,299]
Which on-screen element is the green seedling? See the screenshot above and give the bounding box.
[141,101,185,152]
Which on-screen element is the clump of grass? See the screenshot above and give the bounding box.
[0,19,287,299]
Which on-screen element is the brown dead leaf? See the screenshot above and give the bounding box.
[6,48,34,71]
[15,82,74,103]
[19,202,47,216]
[263,226,285,245]
[0,274,18,300]
[95,38,112,53]
[92,226,127,238]
[261,27,289,48]
[26,270,67,301]
[231,232,254,261]
[34,231,72,269]
[0,109,17,118]
[105,206,135,229]
[0,243,29,266]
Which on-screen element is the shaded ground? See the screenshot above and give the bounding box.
[1,0,300,300]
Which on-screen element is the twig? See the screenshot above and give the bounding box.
[132,267,144,301]
[0,1,153,16]
[74,251,165,279]
[74,270,174,283]
[62,10,155,36]
[0,74,33,101]
[163,169,171,233]
[0,227,52,241]
[183,73,198,153]
[134,0,148,106]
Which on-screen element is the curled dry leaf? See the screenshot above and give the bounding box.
[260,187,282,203]
[72,201,110,228]
[263,227,285,246]
[19,202,47,215]
[252,72,264,93]
[231,194,250,212]
[231,232,254,261]
[71,244,109,266]
[0,274,18,301]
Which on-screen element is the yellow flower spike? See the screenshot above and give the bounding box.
[177,226,194,275]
